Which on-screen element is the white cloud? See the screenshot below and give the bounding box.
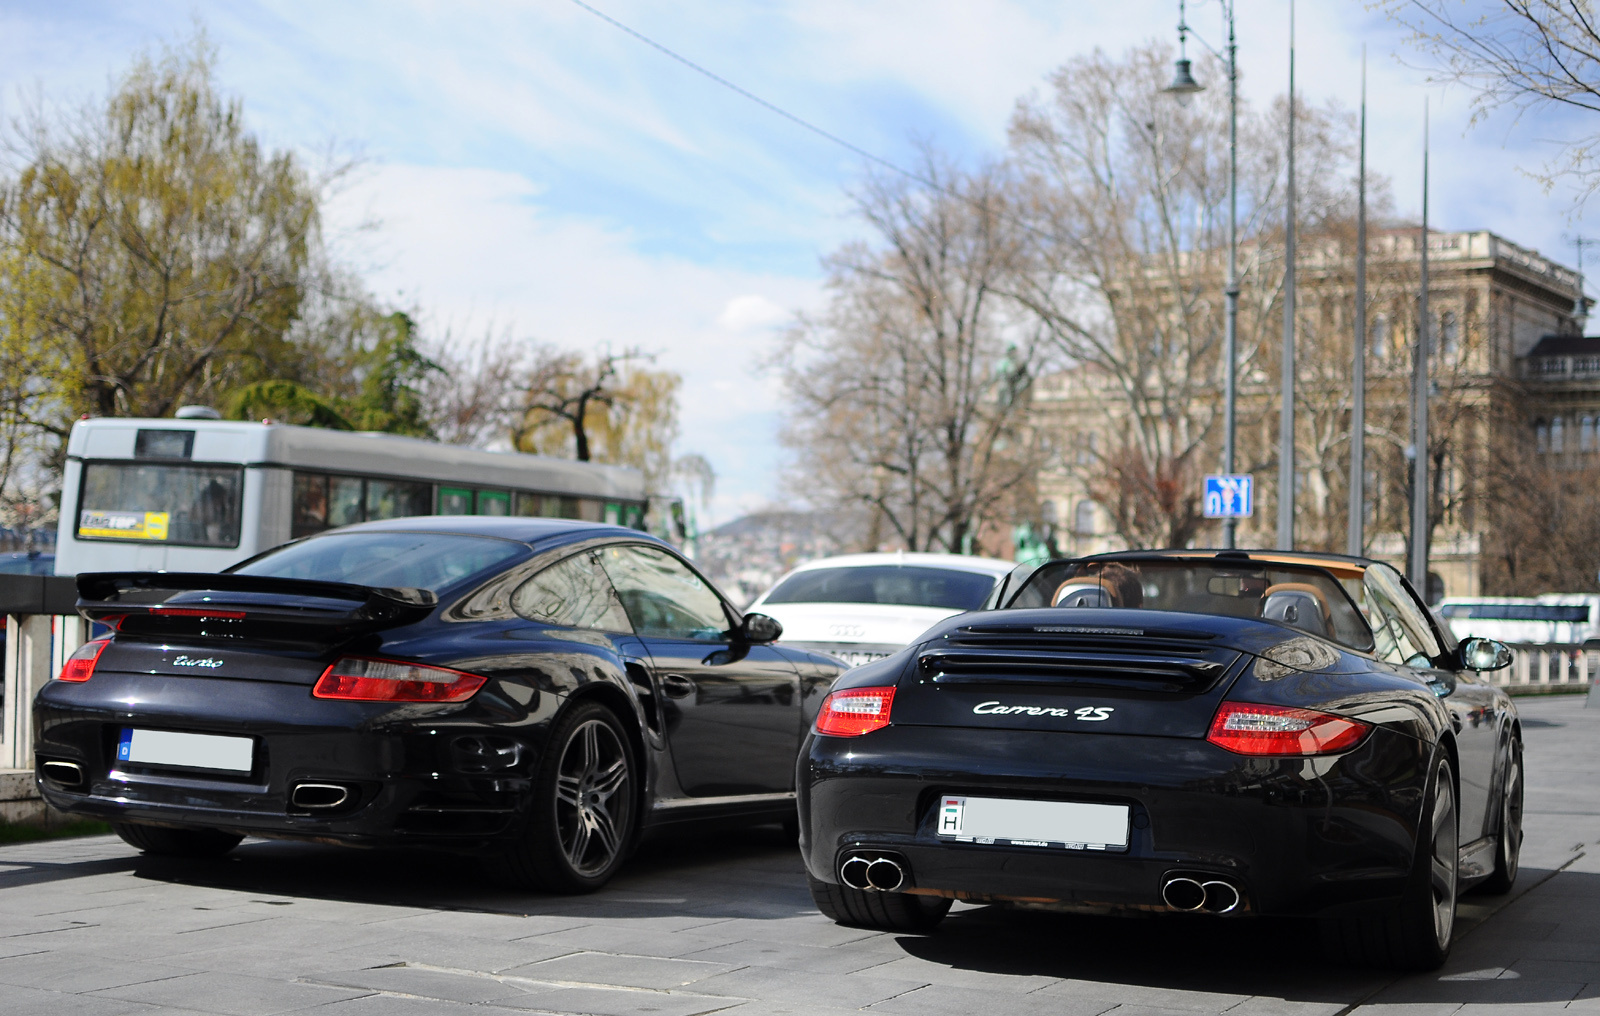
[717,294,789,332]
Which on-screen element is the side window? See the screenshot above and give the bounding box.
[599,544,730,641]
[1360,564,1440,669]
[511,551,632,632]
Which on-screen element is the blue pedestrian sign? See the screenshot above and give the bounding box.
[1204,475,1253,518]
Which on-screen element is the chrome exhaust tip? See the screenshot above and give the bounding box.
[1161,877,1206,911]
[1200,880,1241,914]
[40,760,83,788]
[840,857,873,891]
[865,858,905,892]
[290,783,350,810]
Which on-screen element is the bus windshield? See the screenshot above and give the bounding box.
[78,463,242,547]
[1009,558,1375,652]
[233,531,528,592]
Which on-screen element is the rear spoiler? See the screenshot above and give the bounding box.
[75,572,437,637]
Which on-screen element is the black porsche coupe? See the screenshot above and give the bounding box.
[797,550,1520,970]
[34,517,844,892]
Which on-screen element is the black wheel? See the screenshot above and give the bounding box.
[1321,754,1458,970]
[497,701,637,893]
[1477,736,1523,896]
[808,873,951,933]
[112,822,243,858]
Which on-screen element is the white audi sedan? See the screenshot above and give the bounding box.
[749,552,1015,667]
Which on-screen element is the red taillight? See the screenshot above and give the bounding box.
[313,656,485,703]
[814,686,896,737]
[148,607,247,620]
[1207,701,1370,756]
[57,639,109,683]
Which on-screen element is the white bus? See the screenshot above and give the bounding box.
[53,415,648,576]
[1436,594,1600,646]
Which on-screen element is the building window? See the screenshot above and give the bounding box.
[1552,416,1566,454]
[1074,500,1097,535]
[1370,314,1390,359]
[1439,312,1459,360]
[1583,417,1596,453]
[1536,419,1549,453]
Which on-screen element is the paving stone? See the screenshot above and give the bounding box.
[89,970,369,1014]
[858,955,1064,992]
[492,985,745,1016]
[685,939,897,975]
[0,983,164,1016]
[507,950,735,989]
[867,984,1115,1016]
[307,964,535,1003]
[0,949,194,992]
[687,967,929,1009]
[284,995,483,1015]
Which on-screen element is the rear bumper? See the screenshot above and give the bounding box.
[32,671,543,849]
[798,723,1429,917]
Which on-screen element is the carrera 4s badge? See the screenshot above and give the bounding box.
[973,701,1114,721]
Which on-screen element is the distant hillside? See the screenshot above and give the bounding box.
[695,510,862,609]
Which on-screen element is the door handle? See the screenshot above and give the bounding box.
[661,673,696,699]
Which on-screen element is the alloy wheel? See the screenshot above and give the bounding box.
[1428,766,1459,949]
[554,718,631,876]
[1501,748,1523,884]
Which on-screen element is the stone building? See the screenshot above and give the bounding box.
[1030,229,1586,598]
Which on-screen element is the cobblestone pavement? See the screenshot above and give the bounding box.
[1,694,1597,1016]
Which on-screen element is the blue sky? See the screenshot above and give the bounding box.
[1,1,1590,523]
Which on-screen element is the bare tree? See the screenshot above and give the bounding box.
[1378,0,1600,199]
[421,329,525,447]
[779,156,1042,553]
[1008,43,1373,549]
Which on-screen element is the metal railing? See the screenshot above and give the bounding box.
[2,577,83,771]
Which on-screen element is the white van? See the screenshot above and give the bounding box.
[55,416,647,576]
[1436,595,1600,645]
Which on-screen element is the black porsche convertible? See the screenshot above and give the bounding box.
[34,517,843,892]
[797,550,1520,970]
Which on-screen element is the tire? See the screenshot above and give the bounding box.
[112,822,243,858]
[1477,736,1523,896]
[808,873,951,933]
[496,701,638,894]
[1320,753,1458,970]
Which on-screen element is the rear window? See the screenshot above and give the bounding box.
[1009,558,1375,652]
[78,462,242,547]
[763,565,997,610]
[234,532,526,592]
[1440,603,1591,622]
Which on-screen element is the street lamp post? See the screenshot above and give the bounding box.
[1164,0,1238,549]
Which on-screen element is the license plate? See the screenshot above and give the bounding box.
[116,729,254,773]
[936,795,1130,852]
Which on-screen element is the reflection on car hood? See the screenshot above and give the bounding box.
[756,601,964,645]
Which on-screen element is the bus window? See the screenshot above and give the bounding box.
[477,490,511,516]
[79,462,242,547]
[292,473,329,538]
[439,487,473,515]
[367,479,432,521]
[329,476,363,527]
[603,502,621,525]
[578,499,602,522]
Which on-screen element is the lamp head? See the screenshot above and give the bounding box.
[1165,58,1204,105]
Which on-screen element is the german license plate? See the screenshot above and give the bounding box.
[936,795,1130,852]
[116,729,253,773]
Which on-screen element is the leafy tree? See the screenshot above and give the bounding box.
[0,36,322,433]
[513,347,681,488]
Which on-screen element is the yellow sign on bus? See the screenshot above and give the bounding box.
[79,511,170,541]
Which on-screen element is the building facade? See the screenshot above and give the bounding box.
[1030,229,1586,598]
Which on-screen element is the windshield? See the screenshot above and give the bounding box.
[763,565,997,610]
[1440,602,1590,622]
[234,532,527,592]
[79,462,242,547]
[1009,558,1375,652]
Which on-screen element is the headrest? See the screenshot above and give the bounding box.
[1053,583,1111,608]
[1262,590,1328,637]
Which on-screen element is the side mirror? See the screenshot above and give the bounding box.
[737,612,783,644]
[1459,636,1513,672]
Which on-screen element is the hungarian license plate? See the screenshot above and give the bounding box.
[116,728,254,774]
[936,795,1130,852]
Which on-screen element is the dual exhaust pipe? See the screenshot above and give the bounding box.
[840,854,906,892]
[1161,876,1241,914]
